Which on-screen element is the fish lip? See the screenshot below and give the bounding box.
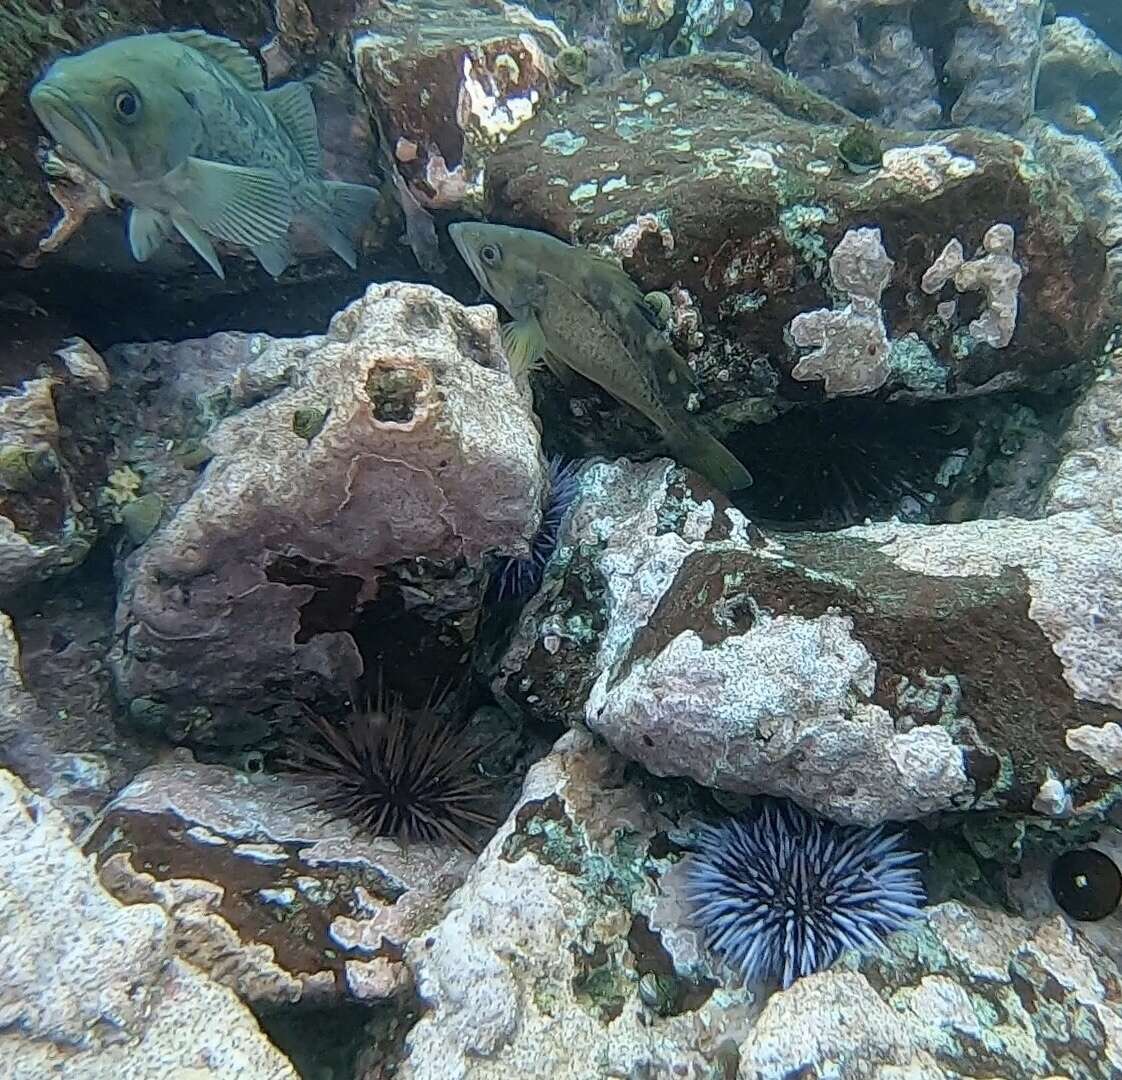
[29,84,112,168]
[448,222,484,284]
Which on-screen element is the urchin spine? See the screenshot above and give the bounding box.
[686,800,924,989]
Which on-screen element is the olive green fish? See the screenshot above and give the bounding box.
[29,30,378,279]
[449,223,752,493]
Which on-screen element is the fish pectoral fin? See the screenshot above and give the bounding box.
[261,82,322,172]
[252,235,291,278]
[170,157,291,248]
[128,208,171,263]
[171,214,225,279]
[501,317,547,380]
[167,30,265,90]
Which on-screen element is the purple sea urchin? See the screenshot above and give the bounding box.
[686,800,925,989]
[288,690,497,851]
[493,456,581,600]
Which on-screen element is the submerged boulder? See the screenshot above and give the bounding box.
[493,451,1122,825]
[480,54,1111,448]
[110,282,545,742]
[0,768,298,1079]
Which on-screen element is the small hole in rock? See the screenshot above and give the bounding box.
[365,365,422,423]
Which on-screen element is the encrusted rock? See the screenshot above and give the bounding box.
[0,768,298,1079]
[738,902,1122,1079]
[494,457,1122,824]
[398,728,757,1078]
[784,0,941,129]
[90,757,473,1007]
[110,282,545,738]
[481,52,1111,458]
[0,376,95,597]
[945,0,1045,134]
[352,0,563,213]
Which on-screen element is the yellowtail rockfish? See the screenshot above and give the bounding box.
[29,31,379,279]
[449,222,753,493]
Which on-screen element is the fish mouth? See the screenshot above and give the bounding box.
[448,222,484,284]
[29,83,113,173]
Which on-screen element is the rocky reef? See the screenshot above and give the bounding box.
[3,0,1122,1077]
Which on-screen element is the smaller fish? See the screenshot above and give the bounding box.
[449,223,752,493]
[29,31,379,278]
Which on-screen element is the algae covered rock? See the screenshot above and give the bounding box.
[737,901,1122,1080]
[480,54,1110,434]
[493,456,1122,825]
[0,767,298,1079]
[90,757,474,1008]
[110,282,545,740]
[399,728,756,1078]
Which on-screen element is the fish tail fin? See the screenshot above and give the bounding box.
[665,427,753,494]
[311,179,379,268]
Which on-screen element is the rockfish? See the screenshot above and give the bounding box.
[449,222,752,493]
[29,30,379,279]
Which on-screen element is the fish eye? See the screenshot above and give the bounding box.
[114,90,140,122]
[480,243,501,266]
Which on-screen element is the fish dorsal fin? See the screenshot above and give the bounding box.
[167,30,265,90]
[262,83,322,172]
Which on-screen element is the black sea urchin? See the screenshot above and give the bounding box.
[289,691,497,851]
[686,800,925,988]
[493,456,581,600]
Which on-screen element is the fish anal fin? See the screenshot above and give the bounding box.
[170,157,291,248]
[171,214,225,279]
[501,317,547,380]
[261,82,322,172]
[167,30,265,90]
[252,235,291,278]
[128,207,171,262]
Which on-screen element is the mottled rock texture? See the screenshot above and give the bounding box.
[351,0,562,212]
[90,757,473,1007]
[481,54,1111,446]
[0,768,298,1079]
[397,728,757,1079]
[110,282,545,741]
[495,457,1122,825]
[738,902,1122,1080]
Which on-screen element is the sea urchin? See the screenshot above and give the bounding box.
[493,455,581,600]
[288,690,497,851]
[686,800,925,989]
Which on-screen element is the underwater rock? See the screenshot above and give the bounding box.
[90,756,472,1008]
[352,0,564,214]
[1046,355,1122,528]
[481,53,1111,448]
[945,0,1045,135]
[398,727,757,1078]
[783,0,941,129]
[493,457,1122,825]
[0,768,298,1079]
[1037,15,1122,135]
[0,374,98,598]
[738,901,1122,1079]
[110,282,544,737]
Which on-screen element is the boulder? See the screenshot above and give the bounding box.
[90,757,474,1008]
[0,767,298,1079]
[109,282,544,742]
[493,454,1122,825]
[478,54,1111,450]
